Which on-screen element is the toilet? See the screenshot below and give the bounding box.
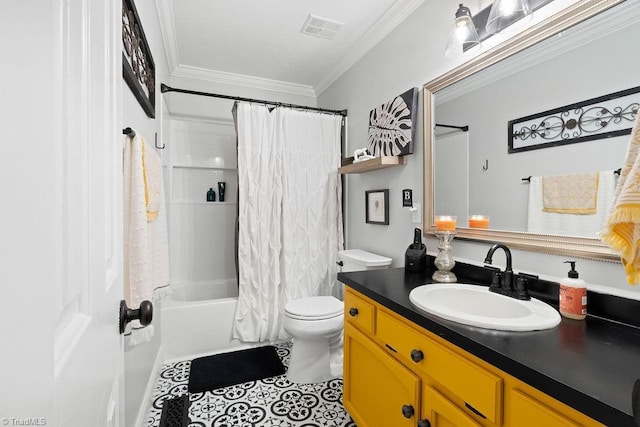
[283,249,392,384]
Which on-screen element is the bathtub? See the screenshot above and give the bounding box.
[162,280,245,361]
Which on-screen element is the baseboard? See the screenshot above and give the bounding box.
[134,345,165,427]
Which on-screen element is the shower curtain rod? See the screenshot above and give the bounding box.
[160,83,347,117]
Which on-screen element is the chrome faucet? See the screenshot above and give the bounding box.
[484,243,531,300]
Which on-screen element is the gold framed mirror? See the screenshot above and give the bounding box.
[423,0,633,262]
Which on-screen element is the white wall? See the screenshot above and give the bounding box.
[318,1,640,299]
[122,0,170,425]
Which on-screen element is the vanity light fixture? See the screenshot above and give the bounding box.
[445,0,546,57]
[486,0,532,34]
[444,3,481,58]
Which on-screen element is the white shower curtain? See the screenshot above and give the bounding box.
[233,103,344,342]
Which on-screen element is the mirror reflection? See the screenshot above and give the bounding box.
[433,4,639,238]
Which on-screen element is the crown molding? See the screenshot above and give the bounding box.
[155,0,425,97]
[171,64,317,98]
[436,0,640,104]
[155,0,180,74]
[314,0,425,95]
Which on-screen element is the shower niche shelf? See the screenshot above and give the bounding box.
[338,156,406,174]
[173,163,237,170]
[170,201,237,206]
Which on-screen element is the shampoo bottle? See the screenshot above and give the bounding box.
[559,261,587,320]
[218,182,226,202]
[206,188,216,202]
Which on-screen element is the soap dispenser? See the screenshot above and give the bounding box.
[559,261,587,320]
[405,228,427,272]
[206,188,216,202]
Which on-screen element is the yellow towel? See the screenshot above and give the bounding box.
[600,111,640,284]
[542,172,599,214]
[142,139,162,222]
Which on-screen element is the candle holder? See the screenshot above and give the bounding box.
[433,230,457,283]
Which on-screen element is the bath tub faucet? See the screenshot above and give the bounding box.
[484,243,531,300]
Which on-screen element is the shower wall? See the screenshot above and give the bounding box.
[165,118,238,287]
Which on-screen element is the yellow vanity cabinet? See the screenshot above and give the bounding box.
[376,308,502,425]
[343,288,606,427]
[343,322,421,427]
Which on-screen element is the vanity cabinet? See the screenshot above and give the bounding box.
[343,288,605,427]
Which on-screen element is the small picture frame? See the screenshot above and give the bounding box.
[365,189,389,225]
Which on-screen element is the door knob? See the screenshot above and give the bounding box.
[119,300,153,334]
[349,307,359,317]
[401,404,414,418]
[418,419,431,427]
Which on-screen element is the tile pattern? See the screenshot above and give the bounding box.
[146,342,356,427]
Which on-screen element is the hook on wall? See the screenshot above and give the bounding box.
[482,159,489,171]
[155,132,165,150]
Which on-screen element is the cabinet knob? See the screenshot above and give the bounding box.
[401,404,414,419]
[349,307,359,317]
[411,349,424,362]
[417,420,431,427]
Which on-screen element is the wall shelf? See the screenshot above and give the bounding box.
[170,201,237,206]
[338,156,406,174]
[172,164,237,170]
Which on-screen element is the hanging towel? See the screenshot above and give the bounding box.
[542,171,599,214]
[123,134,171,347]
[528,171,615,238]
[143,140,162,222]
[601,112,640,284]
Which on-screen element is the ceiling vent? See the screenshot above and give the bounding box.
[300,14,343,40]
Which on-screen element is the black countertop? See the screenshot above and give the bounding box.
[338,267,640,427]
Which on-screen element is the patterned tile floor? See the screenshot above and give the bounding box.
[145,341,356,427]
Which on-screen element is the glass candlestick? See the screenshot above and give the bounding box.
[432,231,457,283]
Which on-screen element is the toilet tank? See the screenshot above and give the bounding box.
[338,249,392,272]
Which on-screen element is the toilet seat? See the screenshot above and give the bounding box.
[284,296,343,321]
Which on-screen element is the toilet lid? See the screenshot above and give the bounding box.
[285,296,344,320]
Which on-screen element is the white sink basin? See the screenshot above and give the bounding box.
[409,283,561,331]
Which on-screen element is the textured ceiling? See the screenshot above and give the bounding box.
[161,0,425,95]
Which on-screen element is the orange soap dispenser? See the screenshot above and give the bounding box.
[559,261,587,320]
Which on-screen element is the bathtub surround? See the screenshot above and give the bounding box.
[233,104,344,342]
[123,133,171,347]
[162,280,240,361]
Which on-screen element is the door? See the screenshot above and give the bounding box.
[2,1,124,426]
[422,386,482,427]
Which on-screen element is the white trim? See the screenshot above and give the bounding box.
[134,345,165,427]
[171,64,317,98]
[155,0,180,74]
[314,0,425,95]
[437,1,640,104]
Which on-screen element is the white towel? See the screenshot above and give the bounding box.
[123,135,170,348]
[527,171,616,237]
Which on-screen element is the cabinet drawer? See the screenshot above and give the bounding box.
[344,289,376,334]
[377,309,502,424]
[509,389,581,427]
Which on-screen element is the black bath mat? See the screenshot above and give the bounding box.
[159,394,189,427]
[188,345,286,393]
